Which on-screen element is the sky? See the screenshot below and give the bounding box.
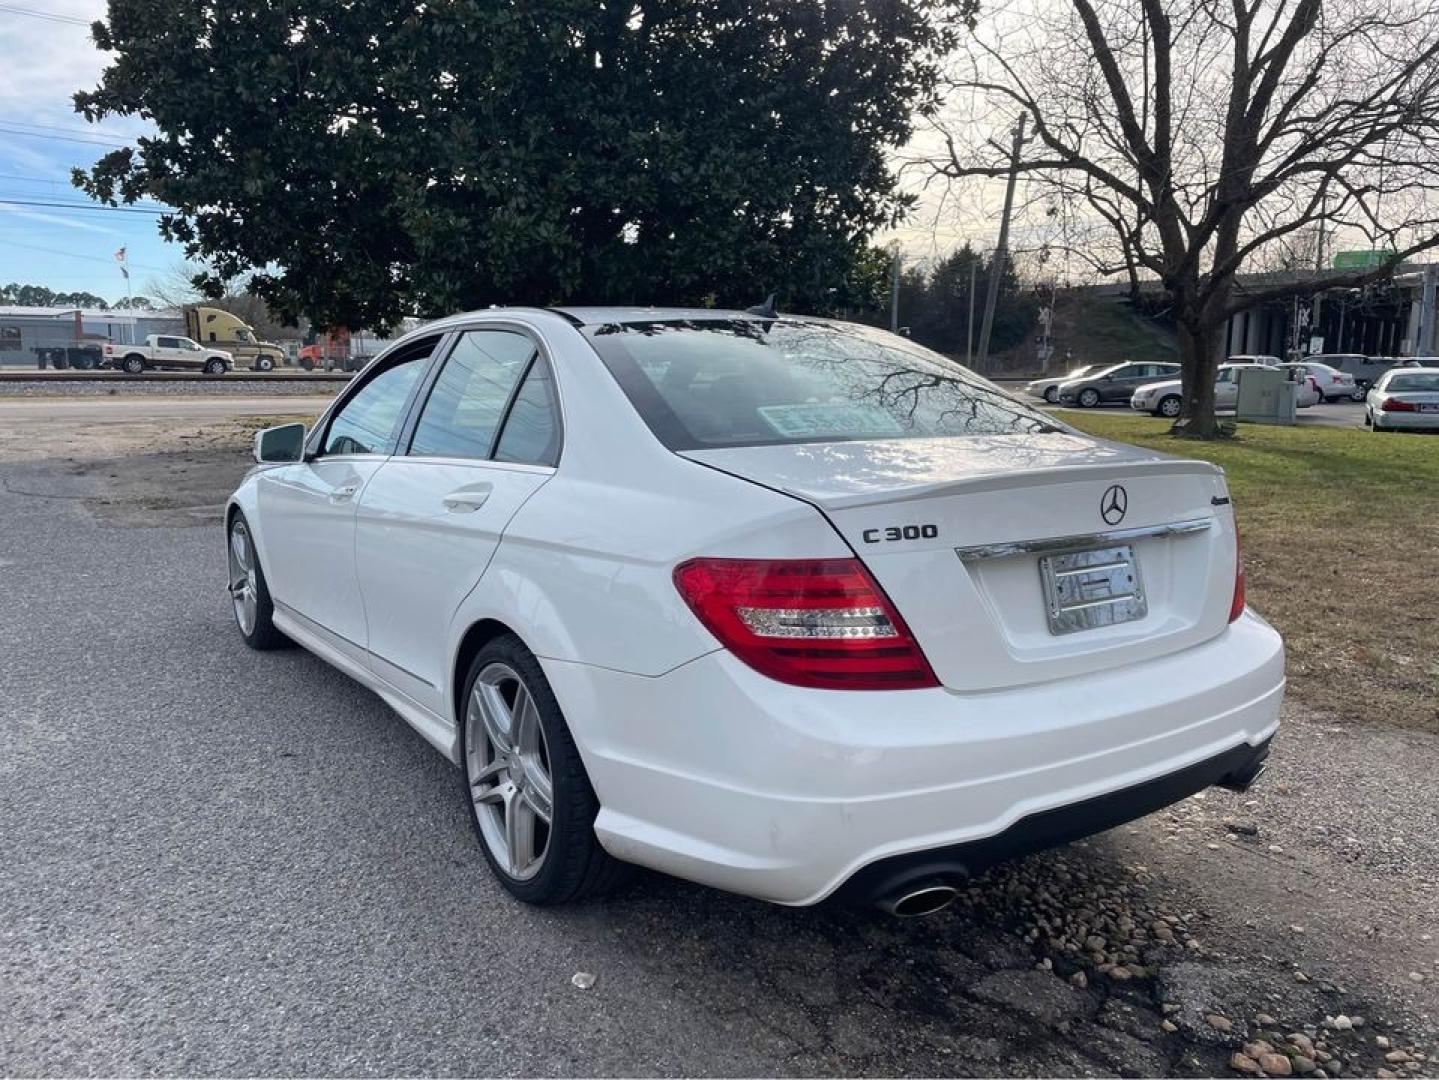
[0,0,186,304]
[0,1,989,308]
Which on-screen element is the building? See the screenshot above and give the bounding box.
[0,306,184,367]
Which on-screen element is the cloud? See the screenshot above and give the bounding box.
[0,201,122,235]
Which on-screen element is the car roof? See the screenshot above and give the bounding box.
[552,306,775,326]
[1382,366,1439,376]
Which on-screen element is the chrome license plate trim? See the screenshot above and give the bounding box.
[1038,543,1147,635]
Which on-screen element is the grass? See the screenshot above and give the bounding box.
[1064,412,1439,732]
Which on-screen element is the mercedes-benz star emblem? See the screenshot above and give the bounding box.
[1100,484,1128,526]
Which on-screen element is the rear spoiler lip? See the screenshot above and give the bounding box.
[776,458,1225,512]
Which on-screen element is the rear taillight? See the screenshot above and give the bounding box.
[1381,398,1417,412]
[1228,530,1246,623]
[1332,374,1342,384]
[672,558,939,690]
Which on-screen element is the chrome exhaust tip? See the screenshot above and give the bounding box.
[879,884,959,918]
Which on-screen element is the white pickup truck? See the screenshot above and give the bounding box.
[104,334,233,375]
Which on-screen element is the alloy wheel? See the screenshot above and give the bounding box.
[466,663,554,881]
[228,520,258,635]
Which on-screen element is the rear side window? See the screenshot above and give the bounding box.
[584,319,1059,450]
[494,360,561,466]
[407,328,561,462]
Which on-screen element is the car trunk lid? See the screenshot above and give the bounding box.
[684,433,1237,692]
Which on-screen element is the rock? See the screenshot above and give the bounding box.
[1244,1041,1277,1059]
[1407,972,1425,983]
[1332,1015,1353,1031]
[1208,1014,1234,1033]
[1162,1003,1182,1015]
[1257,1013,1277,1026]
[1109,965,1133,981]
[1231,1052,1263,1074]
[1377,1071,1399,1079]
[1292,1056,1318,1074]
[1162,1020,1179,1033]
[570,971,597,990]
[1259,1053,1294,1075]
[1295,971,1311,983]
[1070,970,1088,989]
[1376,1037,1392,1050]
[1226,819,1260,835]
[1385,1050,1414,1064]
[1289,1034,1316,1057]
[1349,1016,1365,1028]
[1085,934,1107,952]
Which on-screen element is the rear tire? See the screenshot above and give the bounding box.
[299,358,315,372]
[459,634,629,905]
[1078,388,1101,408]
[122,354,145,374]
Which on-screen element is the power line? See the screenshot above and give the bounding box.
[0,4,91,26]
[0,237,167,272]
[0,124,134,149]
[0,199,166,216]
[0,187,171,211]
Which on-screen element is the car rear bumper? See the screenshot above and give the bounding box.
[1373,410,1439,430]
[542,612,1285,906]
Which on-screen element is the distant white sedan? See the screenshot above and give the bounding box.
[1129,363,1285,417]
[1279,361,1357,403]
[1366,367,1439,432]
[226,307,1282,914]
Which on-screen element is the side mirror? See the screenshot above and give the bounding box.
[254,422,306,463]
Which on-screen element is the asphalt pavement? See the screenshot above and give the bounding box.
[2,425,1436,1077]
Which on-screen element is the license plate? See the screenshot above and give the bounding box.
[1419,403,1439,413]
[1038,544,1147,635]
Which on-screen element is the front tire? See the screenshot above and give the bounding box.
[460,635,627,905]
[1156,394,1183,418]
[1078,388,1101,408]
[1043,386,1058,403]
[204,357,227,375]
[255,355,275,372]
[227,513,288,650]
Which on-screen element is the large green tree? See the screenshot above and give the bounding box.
[75,0,967,330]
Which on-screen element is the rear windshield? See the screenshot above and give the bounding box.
[583,319,1063,450]
[1386,373,1439,392]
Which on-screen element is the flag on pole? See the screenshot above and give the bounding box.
[114,246,129,280]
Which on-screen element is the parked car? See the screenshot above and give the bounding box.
[1055,361,1181,407]
[1025,365,1101,403]
[1308,354,1398,400]
[226,308,1281,914]
[103,334,232,374]
[1226,354,1281,367]
[1365,367,1439,432]
[1278,361,1356,403]
[1130,362,1276,417]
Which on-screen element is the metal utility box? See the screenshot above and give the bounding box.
[1236,366,1298,424]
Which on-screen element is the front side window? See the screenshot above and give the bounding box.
[584,320,1060,451]
[321,345,431,456]
[409,329,537,459]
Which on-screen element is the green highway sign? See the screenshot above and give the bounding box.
[1332,250,1392,269]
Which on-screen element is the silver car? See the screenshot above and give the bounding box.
[1025,365,1101,403]
[1278,361,1356,403]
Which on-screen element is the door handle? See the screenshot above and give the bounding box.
[329,483,359,503]
[443,485,492,512]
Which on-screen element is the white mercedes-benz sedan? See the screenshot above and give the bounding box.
[226,307,1283,916]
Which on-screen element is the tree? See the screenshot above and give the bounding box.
[929,0,1439,436]
[0,283,109,309]
[110,295,156,310]
[880,245,1036,358]
[75,0,971,331]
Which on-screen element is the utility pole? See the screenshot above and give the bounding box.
[966,257,978,366]
[976,114,1026,374]
[889,244,902,333]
